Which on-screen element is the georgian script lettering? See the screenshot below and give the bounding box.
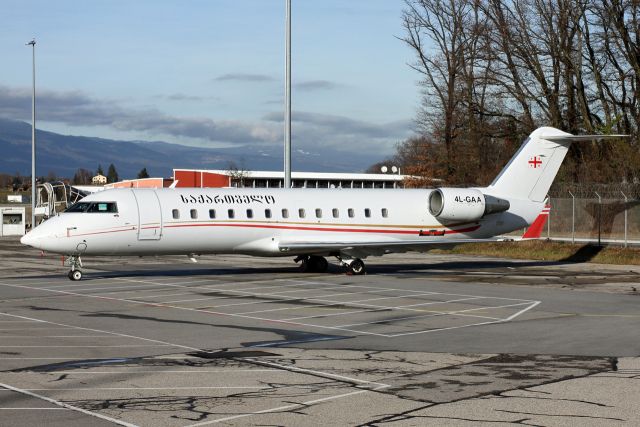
[180,194,276,204]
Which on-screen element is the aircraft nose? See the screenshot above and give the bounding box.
[20,230,37,247]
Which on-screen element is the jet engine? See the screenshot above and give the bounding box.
[428,188,510,222]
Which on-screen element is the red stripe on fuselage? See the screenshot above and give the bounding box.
[163,222,481,235]
[67,222,481,238]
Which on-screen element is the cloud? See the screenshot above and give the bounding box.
[264,111,411,139]
[294,80,342,91]
[0,85,278,145]
[158,93,209,102]
[263,111,413,153]
[0,85,412,156]
[214,73,274,82]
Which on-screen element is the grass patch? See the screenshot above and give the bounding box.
[431,240,640,266]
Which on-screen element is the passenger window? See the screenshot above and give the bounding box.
[332,208,339,218]
[282,209,289,219]
[348,208,354,218]
[209,209,216,219]
[190,209,198,219]
[172,209,180,219]
[228,209,235,219]
[364,208,371,218]
[298,208,306,218]
[265,209,272,219]
[315,208,322,218]
[381,208,388,218]
[247,209,253,219]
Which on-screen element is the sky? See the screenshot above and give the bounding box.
[0,0,421,167]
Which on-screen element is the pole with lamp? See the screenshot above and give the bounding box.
[26,39,36,229]
[284,0,292,189]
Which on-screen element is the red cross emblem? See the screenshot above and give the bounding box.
[528,156,542,168]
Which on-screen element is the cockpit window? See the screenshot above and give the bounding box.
[65,202,91,212]
[65,202,118,213]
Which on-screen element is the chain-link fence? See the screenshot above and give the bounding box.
[543,193,640,246]
[501,191,639,246]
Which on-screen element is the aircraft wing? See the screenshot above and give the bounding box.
[278,237,502,257]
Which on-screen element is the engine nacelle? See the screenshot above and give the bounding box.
[428,188,510,222]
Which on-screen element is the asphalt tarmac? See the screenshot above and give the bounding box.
[0,236,638,426]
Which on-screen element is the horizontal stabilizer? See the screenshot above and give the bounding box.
[542,134,627,143]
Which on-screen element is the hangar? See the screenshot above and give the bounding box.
[172,168,406,189]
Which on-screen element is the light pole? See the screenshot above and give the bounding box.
[26,39,36,229]
[284,0,292,189]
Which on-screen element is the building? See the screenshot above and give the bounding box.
[91,174,107,185]
[105,177,172,189]
[0,206,26,236]
[172,169,406,189]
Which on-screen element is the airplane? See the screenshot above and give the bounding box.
[20,127,622,280]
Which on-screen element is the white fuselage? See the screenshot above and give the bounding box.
[21,187,540,258]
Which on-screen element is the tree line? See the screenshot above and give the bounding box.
[1,164,151,190]
[390,0,640,188]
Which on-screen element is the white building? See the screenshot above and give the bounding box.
[91,174,107,185]
[0,206,26,236]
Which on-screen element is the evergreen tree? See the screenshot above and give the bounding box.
[107,164,119,183]
[96,164,104,176]
[137,167,150,179]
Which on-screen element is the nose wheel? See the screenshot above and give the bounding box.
[334,255,366,275]
[67,255,83,281]
[68,270,83,281]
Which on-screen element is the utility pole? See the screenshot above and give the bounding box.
[26,39,36,229]
[284,0,292,189]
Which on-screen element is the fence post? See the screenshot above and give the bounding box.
[621,191,628,248]
[568,191,575,244]
[546,194,551,240]
[595,192,602,246]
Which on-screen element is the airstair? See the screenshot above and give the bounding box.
[34,181,89,222]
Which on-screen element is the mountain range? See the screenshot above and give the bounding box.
[0,118,382,179]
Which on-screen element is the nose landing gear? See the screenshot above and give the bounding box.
[67,255,83,281]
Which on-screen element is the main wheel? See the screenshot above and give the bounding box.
[349,259,366,275]
[309,256,328,273]
[68,270,82,281]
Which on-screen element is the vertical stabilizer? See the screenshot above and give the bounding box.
[487,127,572,202]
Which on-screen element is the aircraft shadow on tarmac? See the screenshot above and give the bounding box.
[16,244,608,281]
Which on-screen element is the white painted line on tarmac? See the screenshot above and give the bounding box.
[45,369,283,374]
[246,292,463,317]
[188,389,371,426]
[333,302,533,328]
[0,407,69,410]
[0,335,126,338]
[25,386,269,391]
[0,320,39,323]
[201,291,351,310]
[0,311,198,351]
[0,382,138,427]
[0,327,74,331]
[0,345,175,348]
[0,281,539,338]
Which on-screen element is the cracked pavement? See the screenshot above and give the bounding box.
[0,237,639,426]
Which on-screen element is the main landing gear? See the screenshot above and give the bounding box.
[294,255,366,275]
[67,255,83,281]
[295,255,329,273]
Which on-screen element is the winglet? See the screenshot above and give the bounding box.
[522,204,550,239]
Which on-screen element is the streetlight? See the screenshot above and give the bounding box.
[26,39,36,229]
[284,0,292,189]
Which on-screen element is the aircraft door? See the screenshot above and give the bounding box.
[132,190,163,240]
